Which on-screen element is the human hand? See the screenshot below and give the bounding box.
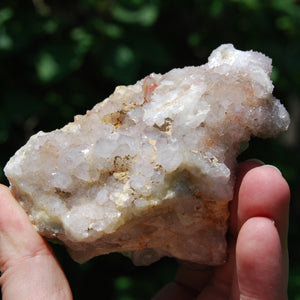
[0,184,72,299]
[0,161,290,300]
[153,161,290,300]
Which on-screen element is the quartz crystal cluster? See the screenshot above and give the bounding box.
[4,44,290,266]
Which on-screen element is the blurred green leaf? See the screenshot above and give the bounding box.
[36,51,59,82]
[276,15,297,35]
[230,0,260,10]
[70,27,93,54]
[187,32,202,48]
[270,66,279,83]
[0,7,14,50]
[101,44,138,84]
[36,42,86,83]
[0,7,14,25]
[209,0,224,17]
[114,276,133,291]
[115,45,135,67]
[0,130,9,144]
[43,19,59,34]
[112,3,159,26]
[93,19,123,39]
[0,27,13,50]
[271,0,300,17]
[32,0,51,16]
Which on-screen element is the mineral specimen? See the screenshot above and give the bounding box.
[4,44,289,266]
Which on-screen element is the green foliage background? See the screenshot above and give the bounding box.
[0,0,299,299]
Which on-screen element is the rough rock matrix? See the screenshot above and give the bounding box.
[4,44,289,266]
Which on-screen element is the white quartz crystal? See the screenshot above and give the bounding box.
[4,44,290,266]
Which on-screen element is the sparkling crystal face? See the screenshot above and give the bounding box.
[4,44,289,266]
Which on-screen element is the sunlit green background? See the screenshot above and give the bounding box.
[0,0,299,299]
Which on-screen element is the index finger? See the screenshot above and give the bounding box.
[234,163,290,243]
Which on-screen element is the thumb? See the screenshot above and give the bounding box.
[0,184,72,300]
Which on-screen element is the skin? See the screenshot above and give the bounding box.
[0,161,290,300]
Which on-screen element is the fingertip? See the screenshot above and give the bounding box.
[236,217,287,299]
[238,165,290,237]
[237,217,279,261]
[241,164,290,201]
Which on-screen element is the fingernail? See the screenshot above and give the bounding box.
[245,158,265,165]
[265,164,282,175]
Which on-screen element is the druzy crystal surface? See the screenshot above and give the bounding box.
[4,44,289,266]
